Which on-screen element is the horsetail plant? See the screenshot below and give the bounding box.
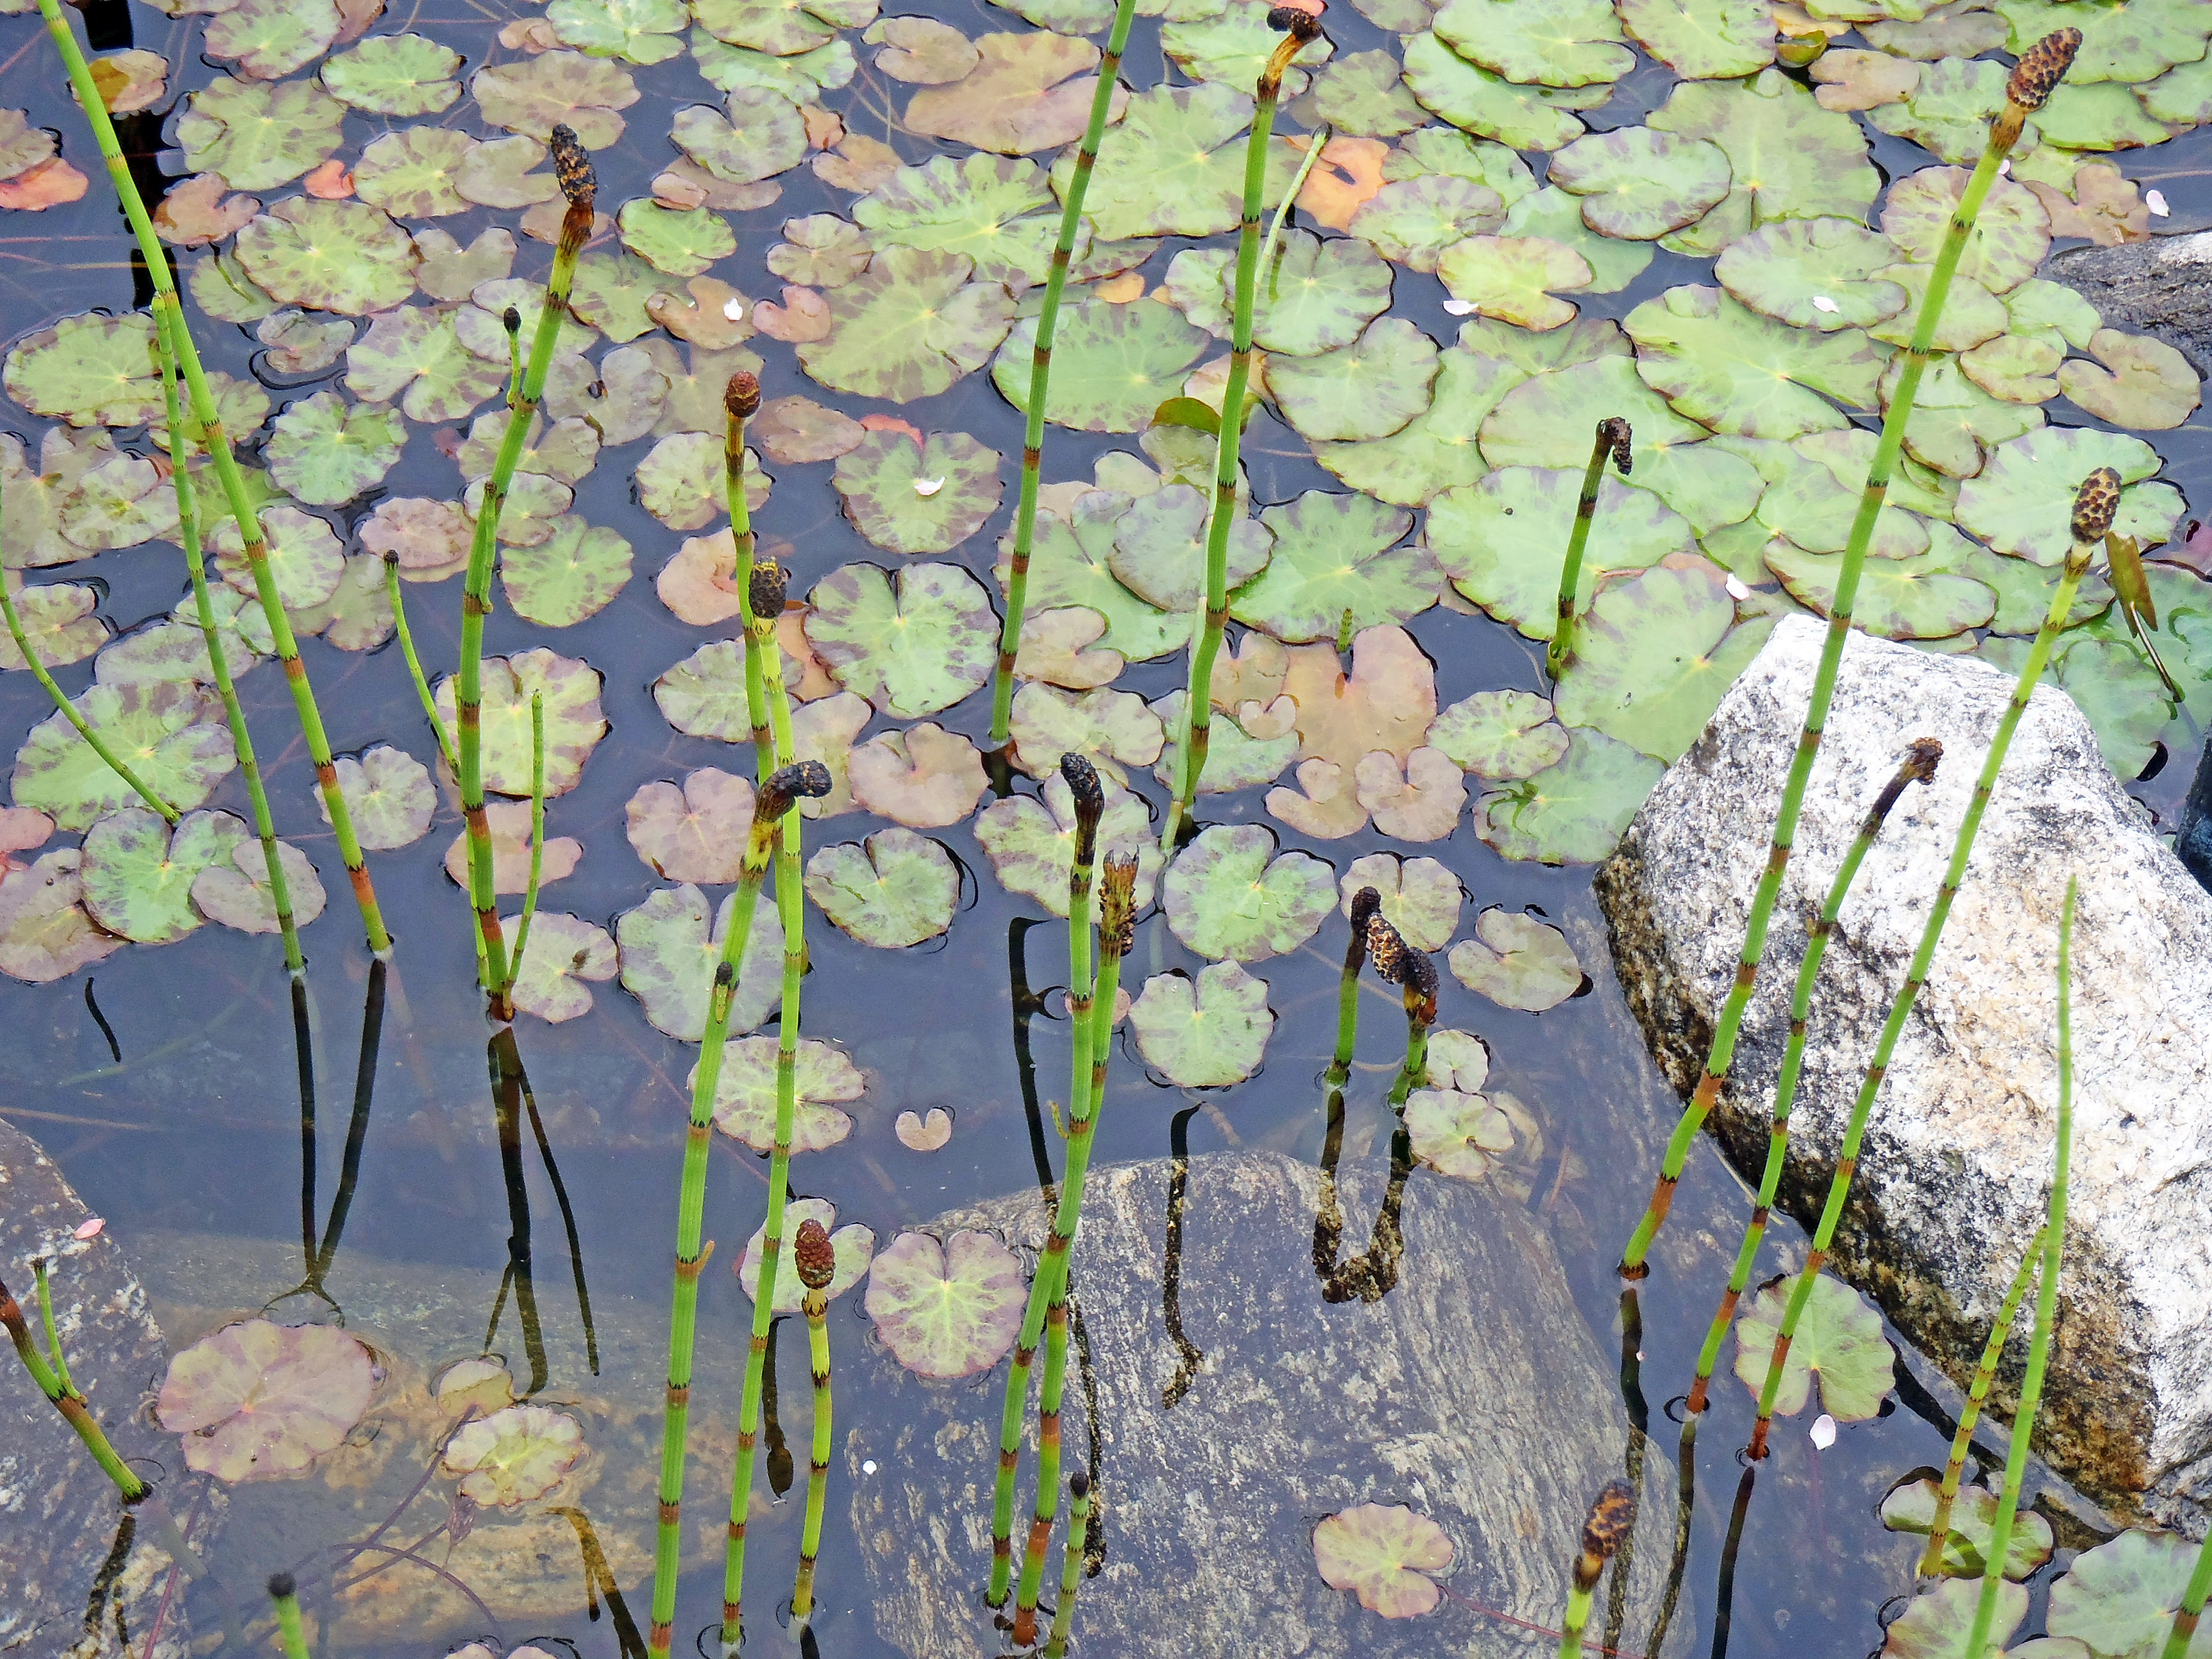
[1043,1471,1093,1659]
[788,1217,838,1630]
[267,1572,313,1659]
[1367,916,1437,1108]
[1162,7,1325,854]
[1682,738,1943,1419]
[34,0,395,960]
[1918,1224,2045,1579]
[1746,469,2115,1461]
[2105,531,2184,702]
[0,1262,148,1502]
[1011,848,1138,1645]
[991,759,1106,1608]
[987,0,1146,756]
[2164,1514,2212,1659]
[1327,888,1382,1090]
[647,760,829,1658]
[458,123,595,1019]
[1962,874,2076,1659]
[1617,25,2082,1279]
[383,555,458,777]
[1558,1479,1635,1659]
[725,374,775,774]
[1546,417,1632,681]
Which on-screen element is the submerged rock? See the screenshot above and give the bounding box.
[849,1148,1687,1659]
[2047,231,2212,376]
[1596,616,2212,1528]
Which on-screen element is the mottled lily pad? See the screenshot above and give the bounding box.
[1436,236,1592,332]
[847,723,988,828]
[796,246,1016,403]
[1108,484,1272,613]
[0,849,122,984]
[325,746,434,851]
[1340,852,1461,952]
[471,50,639,148]
[12,682,234,831]
[1449,906,1583,1011]
[265,392,404,507]
[174,77,346,192]
[442,1404,585,1506]
[1349,176,1505,273]
[805,561,996,717]
[1628,285,1885,440]
[1649,69,1878,240]
[834,430,1003,554]
[1549,126,1731,240]
[1049,82,1287,241]
[1400,31,1603,153]
[1478,354,1706,469]
[1230,491,1435,643]
[156,1319,378,1482]
[78,807,245,945]
[1476,727,1661,864]
[1129,961,1274,1087]
[1312,1503,1455,1619]
[1555,558,1776,760]
[352,127,473,218]
[1428,690,1569,779]
[1433,0,1632,87]
[501,517,633,628]
[1880,1578,2028,1659]
[805,827,958,948]
[973,771,1161,918]
[1878,1478,2054,1582]
[625,768,753,884]
[4,312,162,429]
[1732,1272,1892,1420]
[1715,218,1909,332]
[908,30,1113,157]
[706,1036,864,1152]
[191,838,326,935]
[1271,317,1441,443]
[616,884,781,1038]
[1405,1089,1515,1181]
[993,296,1210,433]
[1163,824,1336,964]
[854,152,1061,289]
[1881,167,2050,295]
[1955,430,2180,566]
[863,1229,1026,1379]
[738,1196,875,1312]
[432,649,607,797]
[1618,0,1773,79]
[2058,329,2202,431]
[235,198,417,316]
[320,33,463,115]
[998,492,1188,662]
[1009,682,1163,787]
[2047,1528,2212,1659]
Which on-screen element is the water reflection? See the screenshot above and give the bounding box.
[483,1027,598,1396]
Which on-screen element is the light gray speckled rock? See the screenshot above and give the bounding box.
[848,1149,1687,1659]
[1596,615,2212,1528]
[2047,230,2212,376]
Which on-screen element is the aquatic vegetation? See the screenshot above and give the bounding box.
[1447,906,1582,1012]
[1312,1500,1455,1618]
[1043,1471,1092,1657]
[788,1217,838,1629]
[863,1229,1027,1379]
[267,1571,312,1659]
[1546,416,1632,679]
[442,1403,587,1507]
[0,1260,147,1501]
[154,1318,379,1482]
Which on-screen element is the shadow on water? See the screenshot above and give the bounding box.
[483,1026,599,1395]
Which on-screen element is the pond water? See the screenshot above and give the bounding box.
[4,0,2211,1654]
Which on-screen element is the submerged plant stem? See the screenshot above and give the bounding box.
[1920,1225,2044,1578]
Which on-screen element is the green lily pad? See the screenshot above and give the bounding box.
[1556,558,1775,759]
[1881,168,2050,296]
[1271,318,1440,443]
[1996,0,2210,84]
[797,246,1016,404]
[993,295,1210,433]
[12,682,235,831]
[1649,68,1879,238]
[2140,52,2212,126]
[256,312,355,379]
[0,849,124,983]
[156,1319,378,1483]
[2,581,106,670]
[1400,31,1603,152]
[175,76,346,192]
[633,431,768,533]
[442,1403,585,1506]
[1478,354,1706,469]
[1405,1088,1515,1180]
[320,33,463,115]
[973,771,1161,917]
[1162,6,1330,96]
[1009,682,1163,786]
[1878,1477,2055,1582]
[1866,262,2008,354]
[204,0,338,79]
[470,50,639,148]
[1230,490,1437,643]
[1956,429,2180,565]
[1497,184,1653,295]
[1433,0,1631,86]
[1305,50,1429,138]
[1714,218,1909,332]
[692,0,869,55]
[805,561,996,718]
[805,827,958,949]
[1349,176,1505,274]
[1962,332,2065,406]
[2047,1528,2212,1659]
[187,249,282,324]
[1881,1579,2028,1659]
[320,745,435,852]
[654,640,754,741]
[1628,284,1886,439]
[1884,354,2048,481]
[500,516,633,628]
[1863,54,2009,165]
[264,392,403,508]
[1617,0,1773,78]
[618,200,736,279]
[1448,904,1584,1011]
[191,835,325,935]
[432,649,607,797]
[1986,633,2169,781]
[1163,823,1336,964]
[1312,1503,1455,1620]
[833,430,1003,555]
[616,883,782,1038]
[694,34,857,99]
[236,199,417,316]
[1436,235,1592,332]
[4,312,162,429]
[1752,436,1932,560]
[1312,342,1515,506]
[345,306,505,425]
[906,29,1117,156]
[1149,692,1297,794]
[1766,538,1995,641]
[1548,127,1732,241]
[1428,690,1568,778]
[854,153,1061,289]
[1340,851,1461,951]
[1475,726,1661,864]
[351,127,471,218]
[417,226,519,302]
[1107,484,1272,613]
[451,136,558,210]
[767,215,874,289]
[1052,82,1294,242]
[210,505,346,612]
[1167,231,1395,358]
[1732,1271,1892,1419]
[996,491,1186,661]
[1428,467,1698,640]
[78,807,245,945]
[55,454,178,553]
[1385,126,1538,205]
[2059,329,2202,432]
[1129,961,1274,1088]
[864,1229,1026,1380]
[548,0,686,63]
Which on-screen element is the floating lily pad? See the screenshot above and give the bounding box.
[1956,430,2180,566]
[1405,1089,1515,1181]
[2059,329,2202,431]
[834,430,1003,555]
[501,517,633,628]
[264,393,403,508]
[1229,491,1435,644]
[324,746,434,851]
[54,455,177,552]
[1129,961,1274,1088]
[1617,0,1773,78]
[1108,484,1273,613]
[738,1197,875,1312]
[1312,345,1512,506]
[432,649,607,797]
[1271,317,1441,444]
[1356,746,1466,840]
[236,198,417,316]
[203,0,338,79]
[1174,232,1395,358]
[1349,176,1505,273]
[471,50,639,148]
[653,640,755,741]
[1996,0,2209,84]
[805,827,957,948]
[503,912,617,1023]
[192,837,326,935]
[1649,69,1879,239]
[796,246,1016,404]
[1051,82,1286,241]
[175,77,346,192]
[1883,355,2048,481]
[346,307,506,425]
[1549,127,1732,240]
[1312,1503,1455,1619]
[156,1319,378,1482]
[1428,1031,1495,1098]
[855,153,1061,289]
[13,682,234,831]
[1009,682,1164,787]
[1428,690,1569,779]
[1715,218,1908,332]
[2,582,105,671]
[1449,906,1583,1011]
[0,849,122,983]
[1150,691,1297,795]
[1732,1272,1892,1420]
[974,771,1161,918]
[352,127,473,218]
[1881,1579,2028,1659]
[635,431,769,533]
[1400,31,1602,153]
[864,1229,1027,1380]
[1556,558,1776,760]
[1433,0,1631,87]
[442,1404,585,1506]
[1000,493,1195,663]
[1765,539,1995,641]
[1478,355,1706,470]
[320,32,463,115]
[625,768,753,884]
[4,312,162,429]
[1340,852,1461,951]
[1163,824,1336,964]
[1436,236,1592,332]
[1476,727,1661,864]
[1306,49,1429,138]
[908,30,1113,156]
[549,0,686,62]
[210,505,346,613]
[1881,167,2049,296]
[619,200,737,279]
[1878,1478,2054,1582]
[1163,6,1330,96]
[78,808,244,945]
[616,883,782,1038]
[994,296,1211,433]
[1628,285,1885,440]
[2046,1528,2212,1659]
[802,561,994,718]
[706,1035,864,1153]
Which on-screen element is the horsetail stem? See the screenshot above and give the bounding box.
[1617,26,2080,1279]
[647,760,828,1658]
[1559,1479,1635,1659]
[1327,888,1381,1089]
[1013,849,1136,1644]
[267,1572,312,1659]
[32,0,394,958]
[2164,1504,2212,1659]
[0,1264,148,1502]
[1919,1224,2044,1578]
[1162,7,1325,856]
[991,760,1106,1610]
[724,374,775,774]
[1366,915,1436,1108]
[501,691,547,998]
[1547,417,1632,681]
[1747,470,2112,1460]
[2105,532,2184,702]
[789,1218,837,1628]
[459,122,595,1019]
[381,553,458,777]
[1683,738,1941,1416]
[1043,1471,1092,1658]
[502,305,523,407]
[1963,874,2076,1659]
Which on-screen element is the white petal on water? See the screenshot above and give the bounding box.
[1811,295,1840,314]
[1810,1412,1837,1450]
[914,477,946,497]
[2147,189,2170,218]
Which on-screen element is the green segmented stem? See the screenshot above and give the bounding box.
[1748,495,2104,1458]
[1919,1225,2044,1578]
[2164,1509,2212,1659]
[1560,1481,1634,1659]
[987,0,1143,749]
[789,1282,834,1625]
[154,319,302,976]
[1547,417,1631,682]
[1044,1473,1092,1658]
[502,692,546,998]
[1617,70,2056,1278]
[0,1264,148,1501]
[382,556,457,777]
[1963,875,2075,1659]
[32,0,391,958]
[267,1573,313,1658]
[1326,888,1379,1089]
[1012,853,1134,1645]
[1683,740,1940,1415]
[993,766,1106,1608]
[725,388,774,775]
[459,135,594,1019]
[1162,15,1320,855]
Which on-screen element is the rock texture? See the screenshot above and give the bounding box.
[1596,616,2212,1528]
[849,1149,1687,1659]
[2047,231,2212,376]
[0,1115,193,1657]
